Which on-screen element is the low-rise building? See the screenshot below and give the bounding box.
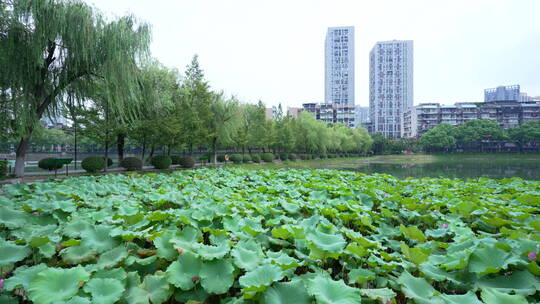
[402,100,540,137]
[301,103,355,127]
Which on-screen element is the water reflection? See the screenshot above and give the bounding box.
[346,161,540,180]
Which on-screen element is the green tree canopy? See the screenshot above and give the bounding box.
[420,123,457,151]
[0,0,150,176]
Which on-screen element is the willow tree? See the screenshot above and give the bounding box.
[0,0,150,176]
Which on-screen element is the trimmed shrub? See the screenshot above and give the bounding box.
[320,154,327,159]
[261,153,274,163]
[38,158,63,171]
[170,155,182,165]
[279,153,288,161]
[179,156,195,168]
[242,155,252,163]
[0,160,7,177]
[121,157,143,171]
[288,153,297,161]
[230,154,242,164]
[299,154,307,160]
[151,155,172,169]
[217,154,226,162]
[251,155,261,163]
[102,157,113,167]
[81,156,105,173]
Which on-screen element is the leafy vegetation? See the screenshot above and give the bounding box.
[37,158,63,171]
[150,156,172,170]
[0,169,538,303]
[120,157,143,172]
[81,156,106,173]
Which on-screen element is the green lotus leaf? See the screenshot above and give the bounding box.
[97,245,128,268]
[468,246,521,275]
[196,242,230,260]
[0,206,29,228]
[3,263,48,291]
[306,275,362,304]
[154,231,178,261]
[401,242,430,265]
[92,268,127,281]
[200,259,235,294]
[306,229,346,253]
[439,291,483,304]
[174,286,210,303]
[61,244,97,264]
[0,239,31,267]
[348,268,376,284]
[267,250,302,270]
[136,273,173,304]
[83,278,125,304]
[239,263,284,293]
[397,271,443,304]
[476,270,537,296]
[345,242,368,258]
[61,296,92,304]
[262,279,311,304]
[232,240,265,270]
[359,288,396,302]
[28,266,90,304]
[166,251,202,290]
[480,288,528,304]
[0,294,19,304]
[169,226,201,252]
[399,224,426,243]
[63,219,94,238]
[79,225,119,253]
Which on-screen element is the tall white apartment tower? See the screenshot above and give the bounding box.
[369,40,413,138]
[325,26,355,106]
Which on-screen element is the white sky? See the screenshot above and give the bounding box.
[87,0,540,108]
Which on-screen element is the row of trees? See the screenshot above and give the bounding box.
[0,0,373,176]
[420,120,540,151]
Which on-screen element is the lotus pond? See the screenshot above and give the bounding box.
[0,168,539,303]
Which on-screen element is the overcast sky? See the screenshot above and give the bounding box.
[87,0,540,108]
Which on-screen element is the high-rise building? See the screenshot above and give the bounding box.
[354,106,370,127]
[325,26,354,106]
[484,85,520,102]
[369,40,413,138]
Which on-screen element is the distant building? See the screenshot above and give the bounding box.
[484,85,521,102]
[287,107,301,117]
[301,103,355,127]
[325,26,354,106]
[265,108,275,120]
[401,101,540,137]
[354,106,369,127]
[369,40,414,138]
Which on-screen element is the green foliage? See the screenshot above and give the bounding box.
[179,156,195,168]
[217,154,226,163]
[509,120,540,143]
[251,154,261,163]
[288,153,297,161]
[151,155,172,169]
[103,157,113,167]
[37,158,63,171]
[0,159,7,177]
[0,169,539,303]
[230,154,242,164]
[278,152,289,161]
[81,156,105,173]
[261,153,274,163]
[170,155,182,165]
[456,119,507,143]
[120,157,142,171]
[242,155,252,163]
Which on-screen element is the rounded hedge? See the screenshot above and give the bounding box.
[151,155,172,169]
[38,158,63,171]
[261,153,274,163]
[278,153,288,161]
[179,156,195,168]
[320,154,327,159]
[242,155,252,163]
[230,154,242,164]
[251,155,261,163]
[170,155,182,165]
[81,156,105,173]
[288,153,297,161]
[217,154,226,162]
[121,157,143,171]
[102,157,113,167]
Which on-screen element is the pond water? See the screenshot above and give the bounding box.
[334,154,540,180]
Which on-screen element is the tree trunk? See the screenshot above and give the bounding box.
[212,138,218,164]
[104,140,109,172]
[117,133,126,161]
[167,144,172,156]
[150,144,155,158]
[141,138,146,161]
[14,138,30,177]
[74,121,78,170]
